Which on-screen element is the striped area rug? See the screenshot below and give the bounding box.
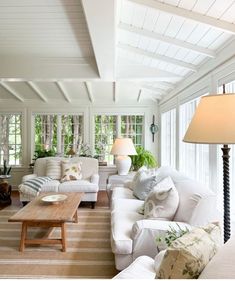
[0,205,118,278]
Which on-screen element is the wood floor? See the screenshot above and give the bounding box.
[0,190,109,210]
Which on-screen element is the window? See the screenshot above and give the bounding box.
[94,115,117,164]
[34,114,83,155]
[0,113,22,166]
[94,114,144,164]
[121,115,143,146]
[161,109,176,167]
[179,96,209,185]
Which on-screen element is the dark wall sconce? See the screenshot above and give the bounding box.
[150,115,159,142]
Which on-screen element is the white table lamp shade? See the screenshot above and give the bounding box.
[183,94,235,144]
[110,138,137,175]
[110,138,137,156]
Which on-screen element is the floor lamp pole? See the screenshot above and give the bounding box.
[221,144,231,243]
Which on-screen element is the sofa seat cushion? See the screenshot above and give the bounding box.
[58,180,98,192]
[112,198,144,213]
[111,210,143,255]
[112,187,136,200]
[113,256,155,279]
[41,180,60,192]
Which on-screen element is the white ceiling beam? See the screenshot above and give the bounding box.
[119,22,216,58]
[56,81,71,103]
[119,43,197,72]
[141,88,162,100]
[0,82,24,102]
[27,81,47,102]
[151,81,175,90]
[81,0,116,80]
[84,82,94,103]
[130,0,235,34]
[117,61,182,80]
[137,89,142,102]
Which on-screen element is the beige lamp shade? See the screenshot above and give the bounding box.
[183,94,235,144]
[110,138,137,155]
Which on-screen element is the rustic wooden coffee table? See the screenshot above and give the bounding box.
[8,192,84,252]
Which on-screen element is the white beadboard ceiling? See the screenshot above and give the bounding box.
[0,0,234,105]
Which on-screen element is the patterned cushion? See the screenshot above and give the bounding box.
[156,223,222,279]
[46,159,61,180]
[61,161,82,182]
[144,176,179,220]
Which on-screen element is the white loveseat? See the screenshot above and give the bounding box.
[111,166,220,270]
[113,236,235,279]
[19,157,99,208]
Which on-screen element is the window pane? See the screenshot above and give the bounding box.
[179,96,209,186]
[161,109,176,167]
[0,113,22,166]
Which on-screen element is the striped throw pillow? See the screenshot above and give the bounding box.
[46,159,61,180]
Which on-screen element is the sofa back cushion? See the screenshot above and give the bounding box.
[34,157,98,180]
[46,159,61,180]
[153,166,215,224]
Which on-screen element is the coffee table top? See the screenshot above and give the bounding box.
[9,192,84,223]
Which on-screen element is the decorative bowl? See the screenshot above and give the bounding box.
[41,194,67,204]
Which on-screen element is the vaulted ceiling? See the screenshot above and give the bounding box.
[0,0,235,104]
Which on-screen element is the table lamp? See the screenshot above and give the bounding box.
[183,93,235,243]
[110,138,137,175]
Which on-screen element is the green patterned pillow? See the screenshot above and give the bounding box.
[61,161,82,182]
[156,223,222,279]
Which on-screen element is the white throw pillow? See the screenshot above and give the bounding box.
[133,171,159,200]
[61,161,82,182]
[46,159,61,180]
[144,176,179,220]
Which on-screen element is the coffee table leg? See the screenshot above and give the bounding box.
[73,210,78,223]
[20,222,27,252]
[61,223,66,252]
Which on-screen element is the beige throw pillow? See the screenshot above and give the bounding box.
[155,223,222,279]
[61,161,82,182]
[144,176,179,220]
[46,159,61,180]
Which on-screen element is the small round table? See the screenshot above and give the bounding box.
[0,175,12,206]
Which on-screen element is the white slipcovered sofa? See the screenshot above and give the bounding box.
[111,166,220,270]
[113,236,235,279]
[19,157,99,208]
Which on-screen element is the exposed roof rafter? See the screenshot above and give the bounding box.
[0,82,24,102]
[27,81,47,102]
[84,82,94,103]
[113,82,117,103]
[137,89,141,102]
[119,22,216,58]
[129,0,235,34]
[141,84,166,95]
[118,43,197,72]
[56,82,71,103]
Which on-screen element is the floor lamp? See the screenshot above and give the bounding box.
[183,93,235,243]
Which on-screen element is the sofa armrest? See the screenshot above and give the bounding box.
[91,174,99,185]
[113,256,155,279]
[131,219,191,259]
[22,174,37,183]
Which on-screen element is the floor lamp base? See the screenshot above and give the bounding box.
[221,144,231,243]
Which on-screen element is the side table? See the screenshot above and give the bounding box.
[0,175,12,206]
[107,173,136,202]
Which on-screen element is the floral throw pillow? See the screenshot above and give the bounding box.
[144,176,179,220]
[155,223,222,279]
[61,161,82,182]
